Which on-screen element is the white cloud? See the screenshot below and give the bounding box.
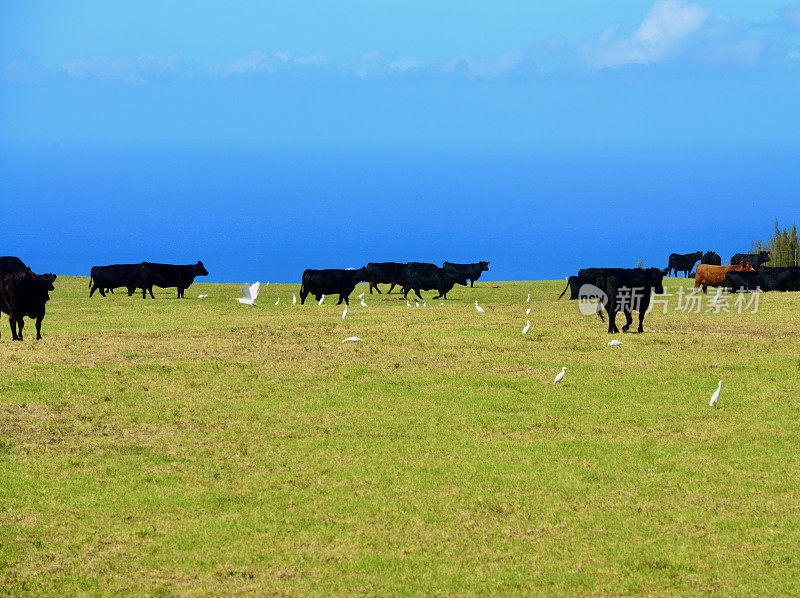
[59,54,182,82]
[441,50,526,78]
[584,0,711,68]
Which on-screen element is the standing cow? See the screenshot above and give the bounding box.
[731,251,771,270]
[89,263,144,297]
[366,262,408,294]
[701,251,721,266]
[403,263,468,300]
[582,267,664,333]
[442,261,490,287]
[299,267,368,305]
[0,270,57,341]
[137,261,208,298]
[663,251,703,278]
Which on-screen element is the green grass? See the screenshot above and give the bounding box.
[1,276,799,595]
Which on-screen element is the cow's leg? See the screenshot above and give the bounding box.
[621,311,633,333]
[35,315,43,340]
[415,289,424,300]
[387,283,396,294]
[637,311,646,333]
[89,285,97,297]
[314,294,321,302]
[402,286,409,299]
[15,317,24,341]
[299,289,308,304]
[702,284,707,294]
[109,288,114,294]
[149,287,155,299]
[470,279,474,288]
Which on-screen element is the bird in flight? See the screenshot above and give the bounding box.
[237,282,260,306]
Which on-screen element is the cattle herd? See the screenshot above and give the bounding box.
[0,248,798,341]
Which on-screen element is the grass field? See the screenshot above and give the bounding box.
[2,276,800,595]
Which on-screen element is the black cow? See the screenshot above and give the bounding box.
[402,262,468,300]
[442,261,490,287]
[579,267,664,333]
[0,256,28,272]
[300,267,368,305]
[89,263,144,297]
[137,261,208,299]
[663,251,703,278]
[0,270,56,341]
[725,267,800,293]
[558,268,607,300]
[366,262,407,294]
[731,251,771,270]
[701,251,721,266]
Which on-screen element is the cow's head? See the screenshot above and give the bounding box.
[195,261,209,276]
[738,261,755,272]
[761,251,772,261]
[479,261,490,272]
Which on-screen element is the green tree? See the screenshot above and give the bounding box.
[752,220,799,266]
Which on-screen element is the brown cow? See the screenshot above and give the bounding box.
[694,262,755,294]
[0,270,57,341]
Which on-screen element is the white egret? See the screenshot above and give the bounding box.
[526,293,531,303]
[274,298,280,306]
[709,380,722,408]
[525,308,531,315]
[360,299,368,307]
[292,293,297,305]
[710,288,722,305]
[318,295,325,305]
[342,305,348,319]
[440,302,444,306]
[198,294,208,299]
[475,300,485,313]
[608,340,623,348]
[522,321,530,335]
[357,292,365,299]
[406,300,412,307]
[237,282,260,306]
[553,367,566,386]
[342,337,362,343]
[423,301,426,307]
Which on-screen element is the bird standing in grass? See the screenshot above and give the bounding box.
[318,295,325,305]
[360,298,368,307]
[407,300,412,307]
[527,293,531,303]
[342,336,362,343]
[522,321,530,335]
[553,367,566,386]
[709,380,722,407]
[198,294,208,299]
[608,340,623,348]
[525,308,531,315]
[274,298,280,306]
[342,305,347,319]
[475,300,485,313]
[357,292,365,299]
[292,293,297,305]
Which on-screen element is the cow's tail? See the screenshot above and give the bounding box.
[0,271,12,314]
[558,277,570,299]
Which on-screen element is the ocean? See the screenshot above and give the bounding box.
[1,139,798,283]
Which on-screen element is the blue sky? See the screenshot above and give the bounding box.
[3,1,800,141]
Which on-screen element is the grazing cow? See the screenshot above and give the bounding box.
[300,267,368,305]
[366,262,408,294]
[663,251,703,278]
[403,262,468,300]
[580,268,664,333]
[701,251,721,266]
[442,261,490,287]
[725,267,800,293]
[137,261,208,299]
[0,270,56,341]
[731,251,771,269]
[0,256,28,272]
[89,263,144,297]
[693,262,755,294]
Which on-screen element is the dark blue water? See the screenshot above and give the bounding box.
[1,140,798,282]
